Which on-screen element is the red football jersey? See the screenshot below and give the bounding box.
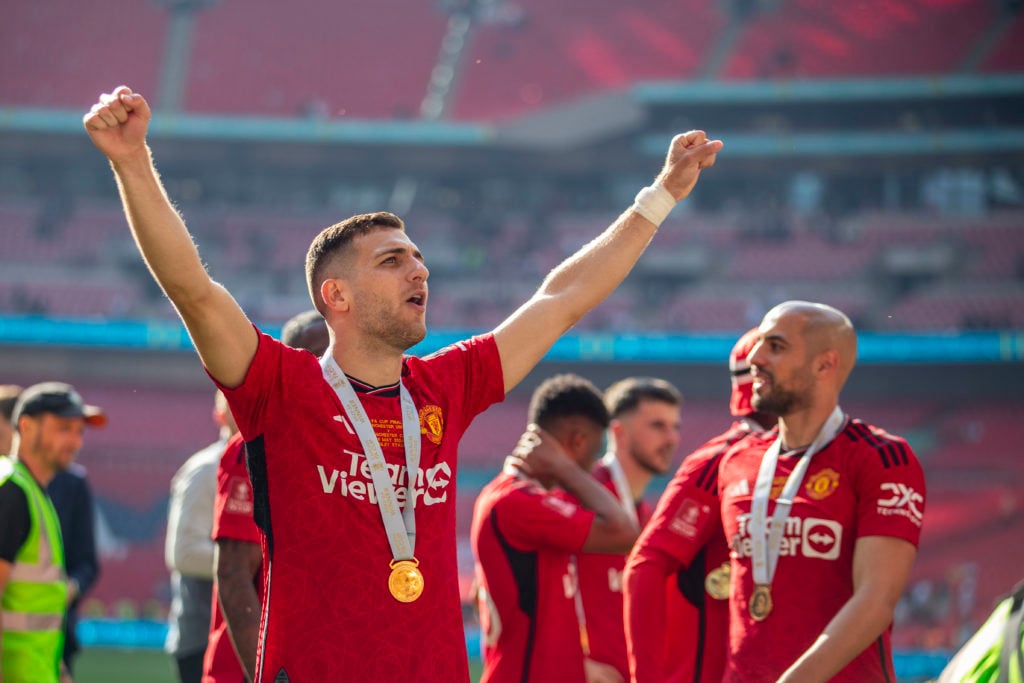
[573,460,651,680]
[719,418,926,683]
[624,421,754,683]
[471,471,596,683]
[202,432,257,683]
[217,331,505,683]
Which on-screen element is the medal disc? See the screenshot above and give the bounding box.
[749,584,773,621]
[704,562,731,600]
[388,559,424,603]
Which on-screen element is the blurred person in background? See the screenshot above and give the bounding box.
[0,385,22,455]
[718,301,925,682]
[471,374,639,683]
[85,83,720,682]
[573,377,682,682]
[47,432,101,674]
[0,382,106,683]
[204,310,329,683]
[624,329,775,683]
[165,391,237,683]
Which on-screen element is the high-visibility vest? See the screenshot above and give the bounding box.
[938,579,1024,683]
[0,456,68,683]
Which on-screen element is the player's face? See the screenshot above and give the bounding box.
[22,413,85,475]
[618,399,680,475]
[749,312,816,417]
[348,230,430,352]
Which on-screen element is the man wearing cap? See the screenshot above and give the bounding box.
[623,329,775,683]
[0,382,106,683]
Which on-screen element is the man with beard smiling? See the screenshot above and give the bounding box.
[717,301,926,683]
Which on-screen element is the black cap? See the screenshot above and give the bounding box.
[12,382,107,429]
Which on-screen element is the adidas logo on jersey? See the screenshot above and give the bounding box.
[725,479,751,498]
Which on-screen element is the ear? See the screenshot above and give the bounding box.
[608,419,625,444]
[565,428,592,466]
[320,278,351,314]
[815,349,839,378]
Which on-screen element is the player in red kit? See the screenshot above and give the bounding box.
[623,329,775,683]
[574,377,682,681]
[718,301,926,682]
[203,310,330,682]
[85,84,720,682]
[472,375,640,683]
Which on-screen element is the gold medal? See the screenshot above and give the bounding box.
[749,583,773,621]
[388,558,424,603]
[704,562,731,601]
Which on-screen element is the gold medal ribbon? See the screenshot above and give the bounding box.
[321,356,424,602]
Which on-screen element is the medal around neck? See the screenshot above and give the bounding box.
[749,583,773,621]
[389,558,425,603]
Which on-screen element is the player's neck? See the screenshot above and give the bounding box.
[327,343,404,388]
[778,400,839,451]
[611,450,652,502]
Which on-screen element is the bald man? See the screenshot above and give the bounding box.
[717,301,926,683]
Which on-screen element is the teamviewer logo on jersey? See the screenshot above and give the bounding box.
[876,482,924,526]
[801,519,842,560]
[732,514,843,562]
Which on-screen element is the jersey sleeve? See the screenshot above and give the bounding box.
[420,333,505,426]
[209,327,304,443]
[212,436,261,544]
[851,428,926,546]
[623,542,676,682]
[0,480,30,563]
[636,438,729,568]
[494,485,595,554]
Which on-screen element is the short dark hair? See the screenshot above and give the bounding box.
[527,374,609,433]
[604,377,682,419]
[281,309,329,356]
[305,211,406,315]
[0,385,23,422]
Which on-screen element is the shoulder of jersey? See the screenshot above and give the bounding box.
[842,418,916,468]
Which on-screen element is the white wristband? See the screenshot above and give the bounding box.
[631,184,676,227]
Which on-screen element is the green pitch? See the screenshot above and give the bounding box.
[75,648,485,682]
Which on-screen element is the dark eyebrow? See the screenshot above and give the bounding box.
[375,245,424,262]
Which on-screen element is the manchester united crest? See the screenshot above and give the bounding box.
[805,467,840,500]
[419,404,444,445]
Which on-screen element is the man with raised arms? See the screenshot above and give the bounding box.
[83,85,720,683]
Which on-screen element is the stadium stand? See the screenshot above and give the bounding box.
[0,0,167,108]
[452,0,724,120]
[184,0,448,118]
[719,0,995,79]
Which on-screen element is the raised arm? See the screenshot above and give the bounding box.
[511,428,639,553]
[777,535,918,683]
[492,132,722,392]
[83,86,256,388]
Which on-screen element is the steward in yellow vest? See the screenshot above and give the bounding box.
[0,382,106,683]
